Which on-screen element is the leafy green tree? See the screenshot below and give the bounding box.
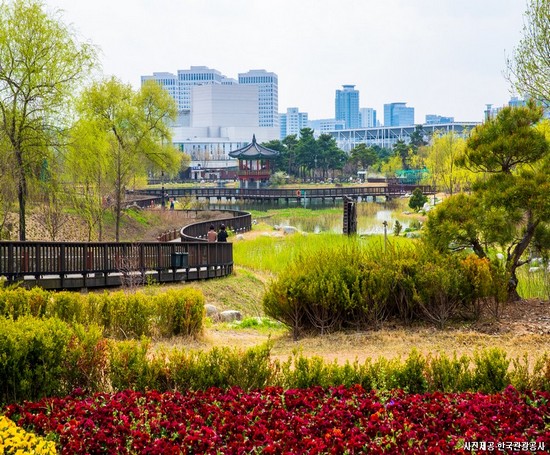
[425,131,472,195]
[425,103,550,300]
[65,118,112,240]
[349,144,378,175]
[409,188,428,212]
[409,125,428,152]
[506,0,550,106]
[261,139,287,174]
[317,134,346,180]
[294,128,318,180]
[393,139,410,170]
[77,77,180,241]
[282,134,299,177]
[0,0,97,240]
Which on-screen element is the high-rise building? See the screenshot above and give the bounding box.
[383,102,415,126]
[191,84,258,128]
[238,69,279,128]
[141,71,178,103]
[335,85,360,129]
[280,107,309,139]
[176,66,224,111]
[359,108,377,128]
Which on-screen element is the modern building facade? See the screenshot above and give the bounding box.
[335,85,360,129]
[191,84,258,129]
[425,114,455,124]
[359,108,377,128]
[308,118,346,137]
[238,69,279,128]
[383,102,415,126]
[280,107,309,139]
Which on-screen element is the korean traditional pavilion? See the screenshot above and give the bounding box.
[228,135,279,188]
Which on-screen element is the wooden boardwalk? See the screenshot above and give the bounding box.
[0,210,252,291]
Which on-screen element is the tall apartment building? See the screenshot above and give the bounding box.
[280,107,309,139]
[238,69,279,128]
[335,85,360,129]
[359,107,377,128]
[383,102,415,126]
[141,66,278,127]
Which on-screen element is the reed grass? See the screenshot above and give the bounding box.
[517,268,550,300]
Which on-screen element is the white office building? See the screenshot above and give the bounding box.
[280,107,309,139]
[238,69,279,128]
[359,108,377,128]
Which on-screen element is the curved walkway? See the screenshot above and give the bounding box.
[0,209,252,290]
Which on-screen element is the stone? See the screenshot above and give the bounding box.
[219,310,242,322]
[205,304,220,320]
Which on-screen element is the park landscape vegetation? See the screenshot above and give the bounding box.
[1,0,550,453]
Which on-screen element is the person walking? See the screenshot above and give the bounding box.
[207,224,217,242]
[217,224,228,242]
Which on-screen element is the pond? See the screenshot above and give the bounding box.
[210,199,417,235]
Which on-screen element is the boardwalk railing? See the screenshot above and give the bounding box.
[134,184,434,203]
[0,241,233,290]
[179,210,252,242]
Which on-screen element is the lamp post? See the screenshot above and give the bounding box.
[382,220,388,251]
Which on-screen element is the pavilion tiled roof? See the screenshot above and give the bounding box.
[228,135,279,159]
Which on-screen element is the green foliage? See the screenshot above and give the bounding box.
[425,352,473,392]
[393,220,402,236]
[408,188,428,212]
[0,287,205,339]
[2,317,550,405]
[0,0,97,240]
[262,240,504,336]
[507,0,550,112]
[155,288,205,337]
[426,102,550,299]
[62,323,109,393]
[472,348,510,393]
[0,316,73,404]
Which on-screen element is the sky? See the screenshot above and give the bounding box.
[42,0,528,123]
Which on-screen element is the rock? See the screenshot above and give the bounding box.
[219,310,242,322]
[205,304,220,320]
[235,234,244,240]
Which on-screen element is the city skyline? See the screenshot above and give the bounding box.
[44,0,527,122]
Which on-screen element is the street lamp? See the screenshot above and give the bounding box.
[382,220,388,251]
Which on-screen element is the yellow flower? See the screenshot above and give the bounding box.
[0,416,57,454]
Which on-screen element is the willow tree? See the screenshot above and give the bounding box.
[425,131,473,195]
[506,0,550,105]
[77,77,180,241]
[0,0,96,240]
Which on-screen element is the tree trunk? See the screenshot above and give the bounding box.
[16,149,27,241]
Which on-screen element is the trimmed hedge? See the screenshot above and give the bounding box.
[0,287,205,339]
[1,316,549,405]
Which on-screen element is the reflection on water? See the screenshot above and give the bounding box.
[209,200,410,235]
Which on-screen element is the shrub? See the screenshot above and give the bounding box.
[473,348,510,393]
[0,316,73,404]
[0,288,205,339]
[62,323,109,393]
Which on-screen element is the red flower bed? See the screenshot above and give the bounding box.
[3,385,549,454]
